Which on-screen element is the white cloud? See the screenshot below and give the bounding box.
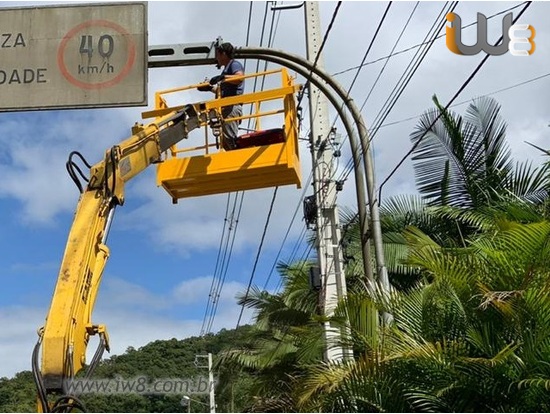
[172,275,217,305]
[2,0,549,383]
[0,274,253,379]
[0,306,45,379]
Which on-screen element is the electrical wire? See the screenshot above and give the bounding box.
[201,1,283,335]
[327,0,534,239]
[368,1,457,141]
[205,193,245,334]
[200,193,239,335]
[377,1,533,201]
[331,1,530,188]
[330,1,529,77]
[336,1,457,186]
[261,170,314,291]
[360,2,419,112]
[319,0,397,181]
[200,1,262,336]
[236,187,279,328]
[347,2,393,96]
[376,71,550,131]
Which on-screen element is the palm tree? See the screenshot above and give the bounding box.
[410,95,549,209]
[218,261,324,412]
[343,96,550,290]
[298,217,550,412]
[295,96,550,411]
[221,96,550,412]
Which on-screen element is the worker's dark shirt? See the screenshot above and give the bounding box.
[220,59,245,97]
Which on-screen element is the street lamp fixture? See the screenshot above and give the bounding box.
[181,395,191,413]
[181,395,209,413]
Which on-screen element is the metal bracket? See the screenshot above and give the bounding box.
[148,38,222,68]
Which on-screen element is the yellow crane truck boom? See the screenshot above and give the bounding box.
[32,104,201,412]
[32,67,302,412]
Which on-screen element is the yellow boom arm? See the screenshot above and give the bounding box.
[33,105,200,411]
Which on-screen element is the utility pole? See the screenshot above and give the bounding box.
[195,353,216,413]
[304,1,349,363]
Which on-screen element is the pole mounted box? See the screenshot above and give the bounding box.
[0,2,147,112]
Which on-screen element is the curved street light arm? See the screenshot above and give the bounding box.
[237,48,391,297]
[236,51,374,285]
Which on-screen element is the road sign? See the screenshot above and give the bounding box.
[0,2,147,112]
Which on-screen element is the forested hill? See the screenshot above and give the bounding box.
[0,326,255,413]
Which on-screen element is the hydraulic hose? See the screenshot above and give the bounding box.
[236,48,389,292]
[237,48,390,299]
[237,51,374,284]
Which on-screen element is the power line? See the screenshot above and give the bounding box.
[201,1,272,336]
[324,0,396,169]
[323,1,528,191]
[262,171,314,291]
[368,1,457,141]
[360,2,419,112]
[330,1,418,183]
[236,187,279,329]
[205,193,245,334]
[372,71,550,131]
[330,1,529,77]
[201,192,244,335]
[231,2,283,330]
[347,2,393,95]
[377,1,533,201]
[335,1,456,190]
[200,193,232,335]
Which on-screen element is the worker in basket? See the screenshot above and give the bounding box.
[197,42,245,150]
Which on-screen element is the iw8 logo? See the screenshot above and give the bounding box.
[446,12,535,56]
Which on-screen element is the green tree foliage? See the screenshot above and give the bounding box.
[0,327,255,413]
[301,219,550,412]
[221,96,550,412]
[218,261,324,412]
[0,372,36,413]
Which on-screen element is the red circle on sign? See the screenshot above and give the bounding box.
[57,19,136,90]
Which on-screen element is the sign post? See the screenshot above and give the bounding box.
[0,2,147,111]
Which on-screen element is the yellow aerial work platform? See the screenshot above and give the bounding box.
[146,68,302,201]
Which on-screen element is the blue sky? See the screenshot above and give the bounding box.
[1,1,549,378]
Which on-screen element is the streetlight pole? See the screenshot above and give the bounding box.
[195,353,216,413]
[181,396,191,413]
[182,395,210,413]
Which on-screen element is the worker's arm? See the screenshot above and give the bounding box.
[220,71,244,85]
[35,106,200,411]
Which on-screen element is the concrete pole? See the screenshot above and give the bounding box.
[305,1,349,363]
[195,353,216,413]
[208,353,215,413]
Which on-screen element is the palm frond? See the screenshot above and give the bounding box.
[410,95,518,209]
[504,160,550,204]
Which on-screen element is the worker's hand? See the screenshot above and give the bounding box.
[209,74,225,85]
[197,84,213,92]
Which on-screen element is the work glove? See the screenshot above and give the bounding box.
[197,84,213,92]
[209,74,225,85]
